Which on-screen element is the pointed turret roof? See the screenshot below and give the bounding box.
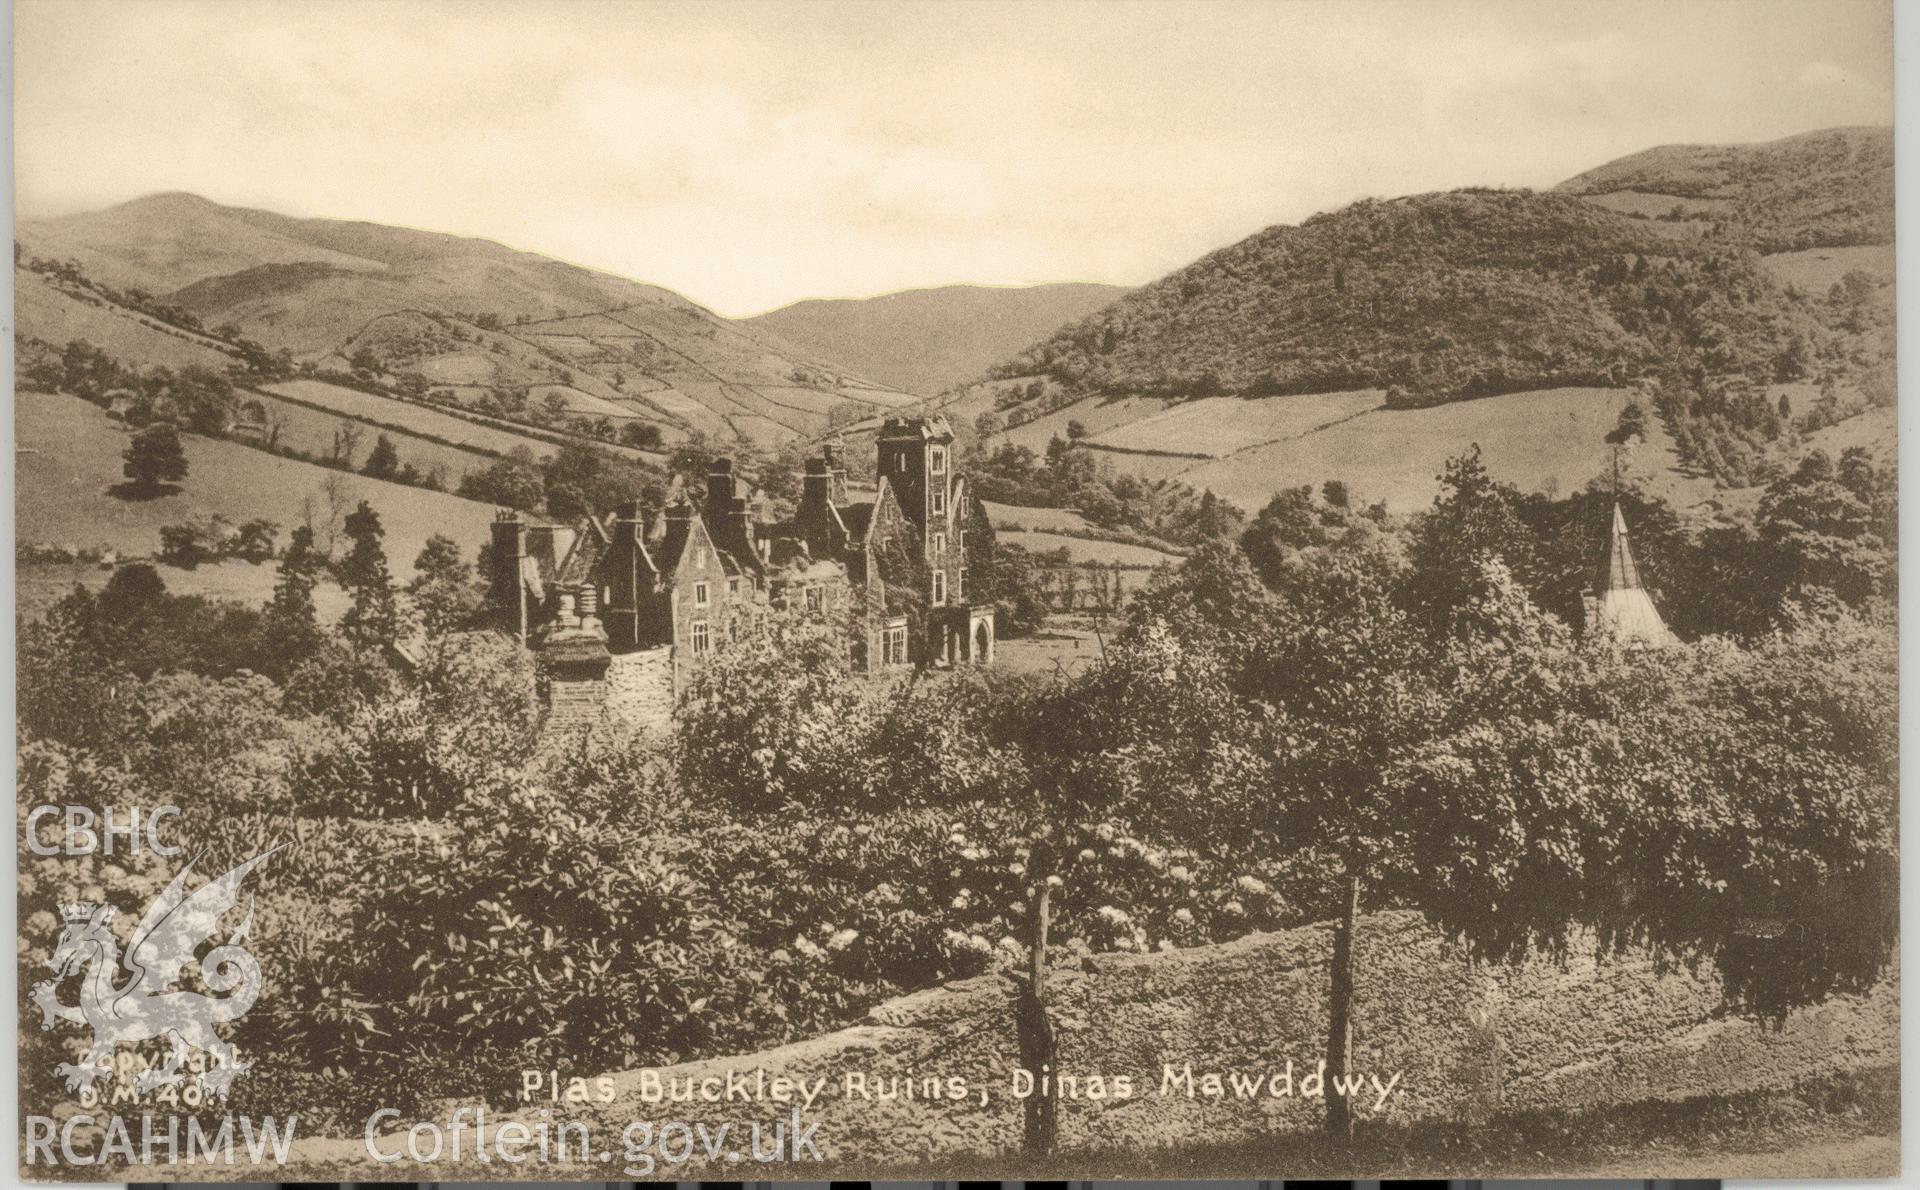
[1591,501,1674,647]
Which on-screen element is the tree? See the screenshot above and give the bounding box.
[361,434,400,480]
[458,450,545,512]
[1606,401,1648,445]
[1755,448,1892,610]
[1407,444,1536,628]
[1603,612,1898,1019]
[409,535,482,637]
[122,424,188,492]
[338,501,400,645]
[330,419,365,469]
[620,421,664,450]
[268,524,324,641]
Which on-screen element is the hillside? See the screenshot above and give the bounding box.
[16,193,918,448]
[13,264,237,371]
[1557,126,1894,251]
[947,128,1894,519]
[742,282,1126,396]
[16,388,499,610]
[984,188,1829,406]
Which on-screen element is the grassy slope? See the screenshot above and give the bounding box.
[997,529,1180,566]
[14,267,236,370]
[1759,243,1897,294]
[1171,387,1638,513]
[262,378,583,459]
[1090,389,1382,457]
[245,389,502,480]
[16,389,499,601]
[743,282,1128,397]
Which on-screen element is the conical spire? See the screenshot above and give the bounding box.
[1590,501,1674,647]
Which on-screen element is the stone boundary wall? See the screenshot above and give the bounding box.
[220,909,1897,1180]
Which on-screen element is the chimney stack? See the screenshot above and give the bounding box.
[802,455,832,513]
[823,440,849,503]
[489,510,529,641]
[705,459,736,522]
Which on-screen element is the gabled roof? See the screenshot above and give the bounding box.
[838,502,874,540]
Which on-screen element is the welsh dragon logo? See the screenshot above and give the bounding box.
[31,844,284,1098]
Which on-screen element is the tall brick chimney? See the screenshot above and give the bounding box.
[489,510,529,641]
[612,499,646,543]
[704,459,736,522]
[801,455,833,513]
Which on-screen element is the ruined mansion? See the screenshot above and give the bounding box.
[484,415,996,727]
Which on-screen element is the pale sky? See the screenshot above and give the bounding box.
[14,0,1894,317]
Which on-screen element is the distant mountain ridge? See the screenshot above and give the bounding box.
[14,193,918,447]
[742,282,1128,397]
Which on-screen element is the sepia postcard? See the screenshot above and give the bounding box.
[11,0,1900,1181]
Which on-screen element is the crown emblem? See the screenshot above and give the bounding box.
[59,902,108,925]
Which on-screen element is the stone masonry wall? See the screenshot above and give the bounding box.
[604,646,675,731]
[268,909,1895,1182]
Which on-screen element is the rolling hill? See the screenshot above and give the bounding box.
[742,282,1127,396]
[981,188,1821,405]
[942,126,1893,520]
[15,193,919,448]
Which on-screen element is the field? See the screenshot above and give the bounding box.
[994,617,1107,679]
[1089,389,1384,457]
[16,389,500,606]
[248,389,499,481]
[999,529,1180,567]
[17,557,353,623]
[996,394,1173,453]
[980,500,1098,531]
[262,379,589,460]
[1760,244,1897,294]
[1577,190,1730,221]
[1807,404,1898,465]
[1171,387,1637,513]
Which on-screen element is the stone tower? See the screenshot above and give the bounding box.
[875,415,956,546]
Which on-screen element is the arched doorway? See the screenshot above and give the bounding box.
[974,620,992,664]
